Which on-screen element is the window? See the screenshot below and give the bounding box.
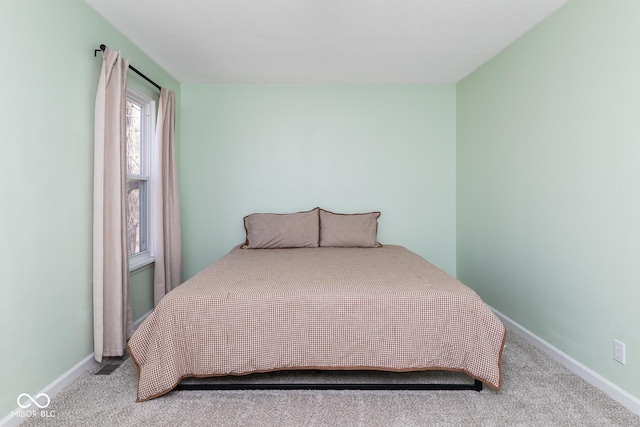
[126,87,155,270]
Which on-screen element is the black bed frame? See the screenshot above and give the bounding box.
[175,376,483,392]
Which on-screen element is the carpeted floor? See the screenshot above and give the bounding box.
[18,331,640,426]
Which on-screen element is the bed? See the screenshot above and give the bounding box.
[127,209,506,402]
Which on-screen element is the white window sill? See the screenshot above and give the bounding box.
[129,253,155,272]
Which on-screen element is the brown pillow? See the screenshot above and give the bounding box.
[319,209,381,248]
[242,208,320,249]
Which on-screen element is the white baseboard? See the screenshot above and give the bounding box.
[0,352,96,427]
[493,307,640,417]
[1,309,153,427]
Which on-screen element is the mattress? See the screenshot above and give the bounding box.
[128,245,506,401]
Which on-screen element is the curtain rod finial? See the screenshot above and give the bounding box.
[94,44,107,57]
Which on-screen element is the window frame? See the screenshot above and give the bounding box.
[126,86,156,271]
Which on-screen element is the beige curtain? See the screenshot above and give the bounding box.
[93,47,133,363]
[153,88,183,305]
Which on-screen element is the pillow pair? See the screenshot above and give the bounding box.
[242,207,380,249]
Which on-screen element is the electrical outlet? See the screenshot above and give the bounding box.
[613,339,626,365]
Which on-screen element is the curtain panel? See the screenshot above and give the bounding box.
[153,88,183,305]
[93,47,133,362]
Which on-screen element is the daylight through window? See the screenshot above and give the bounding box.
[126,88,155,268]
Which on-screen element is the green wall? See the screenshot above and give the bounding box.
[457,0,640,399]
[130,265,154,322]
[0,0,179,419]
[180,84,457,279]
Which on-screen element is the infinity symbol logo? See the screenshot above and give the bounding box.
[17,393,50,409]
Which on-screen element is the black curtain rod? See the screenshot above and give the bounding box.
[94,44,161,91]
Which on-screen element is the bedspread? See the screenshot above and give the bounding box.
[128,245,506,401]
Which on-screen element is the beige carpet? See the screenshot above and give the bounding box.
[19,331,640,426]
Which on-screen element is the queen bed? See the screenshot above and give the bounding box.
[127,208,506,402]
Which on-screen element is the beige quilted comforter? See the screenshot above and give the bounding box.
[128,245,506,401]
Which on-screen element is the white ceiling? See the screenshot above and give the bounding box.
[84,0,568,84]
